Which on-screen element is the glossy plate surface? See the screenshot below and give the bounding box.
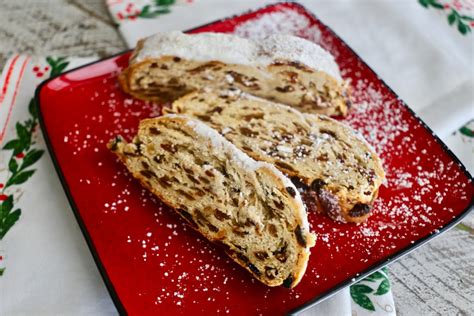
[37,3,473,315]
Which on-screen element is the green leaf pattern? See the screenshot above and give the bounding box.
[419,0,473,35]
[350,268,392,311]
[0,56,69,275]
[130,0,175,19]
[375,278,391,295]
[351,284,376,311]
[459,122,474,138]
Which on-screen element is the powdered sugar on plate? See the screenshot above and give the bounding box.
[234,8,322,46]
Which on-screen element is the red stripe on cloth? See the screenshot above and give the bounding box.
[0,55,20,105]
[0,57,30,144]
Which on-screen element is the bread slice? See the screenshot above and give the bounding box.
[167,91,385,223]
[107,115,316,288]
[119,31,350,116]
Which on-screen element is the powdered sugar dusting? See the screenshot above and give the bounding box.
[182,115,262,172]
[134,30,341,81]
[233,7,341,60]
[234,8,322,47]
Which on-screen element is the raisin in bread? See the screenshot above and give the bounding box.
[167,91,385,223]
[119,31,350,116]
[107,115,316,288]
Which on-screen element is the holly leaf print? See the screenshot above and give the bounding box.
[363,270,385,282]
[3,138,26,156]
[0,195,14,219]
[139,4,151,16]
[16,122,29,142]
[3,139,19,150]
[0,208,21,239]
[457,21,470,34]
[52,62,69,77]
[350,284,375,311]
[46,56,69,77]
[28,98,38,119]
[418,0,429,7]
[0,268,4,276]
[427,0,443,9]
[155,0,175,6]
[139,5,170,18]
[19,149,44,172]
[448,11,456,25]
[0,195,21,239]
[46,56,56,67]
[6,170,36,188]
[375,278,391,295]
[8,158,18,174]
[459,126,474,137]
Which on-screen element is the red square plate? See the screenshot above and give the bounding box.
[36,2,473,315]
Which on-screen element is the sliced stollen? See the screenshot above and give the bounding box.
[167,91,385,223]
[119,31,350,116]
[107,115,316,288]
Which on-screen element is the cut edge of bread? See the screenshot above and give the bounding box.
[107,115,316,288]
[168,91,385,223]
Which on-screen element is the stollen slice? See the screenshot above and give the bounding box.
[107,115,316,288]
[119,31,350,116]
[167,91,385,223]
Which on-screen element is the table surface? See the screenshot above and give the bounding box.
[0,1,472,315]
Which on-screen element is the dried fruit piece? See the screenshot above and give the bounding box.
[294,225,307,248]
[349,203,371,217]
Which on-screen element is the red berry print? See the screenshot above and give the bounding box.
[0,194,8,201]
[16,152,25,159]
[115,0,175,21]
[33,65,50,78]
[453,0,463,10]
[126,3,134,13]
[0,183,3,189]
[107,0,123,5]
